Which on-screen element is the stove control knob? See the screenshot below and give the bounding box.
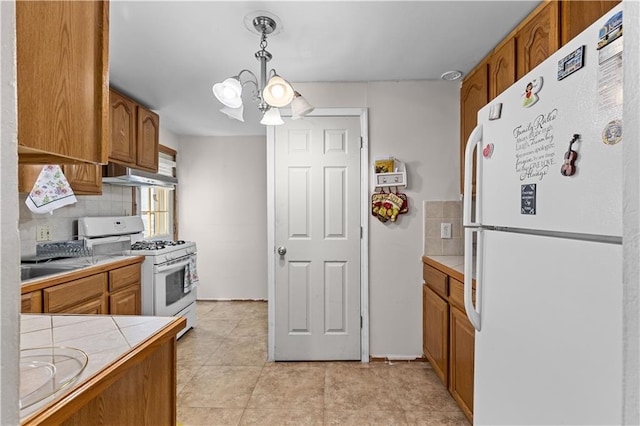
[277,246,287,256]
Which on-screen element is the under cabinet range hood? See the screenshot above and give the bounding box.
[102,163,177,189]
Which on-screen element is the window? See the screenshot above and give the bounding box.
[137,145,178,240]
[139,186,172,239]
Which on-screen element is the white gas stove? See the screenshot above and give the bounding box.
[78,216,197,338]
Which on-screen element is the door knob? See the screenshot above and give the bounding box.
[277,246,287,256]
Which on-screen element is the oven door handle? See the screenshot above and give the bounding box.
[156,259,191,273]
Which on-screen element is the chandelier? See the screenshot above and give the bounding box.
[212,12,314,125]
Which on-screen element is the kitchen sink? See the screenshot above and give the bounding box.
[20,264,82,281]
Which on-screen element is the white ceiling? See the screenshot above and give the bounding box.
[109,1,540,137]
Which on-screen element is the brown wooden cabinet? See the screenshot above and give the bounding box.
[108,263,142,315]
[561,1,620,46]
[18,164,102,196]
[108,89,160,173]
[515,1,560,80]
[22,258,143,315]
[21,291,43,314]
[16,0,109,165]
[423,284,449,385]
[488,38,516,101]
[43,274,108,314]
[459,63,488,196]
[448,278,475,422]
[422,258,475,424]
[136,106,160,172]
[109,90,137,165]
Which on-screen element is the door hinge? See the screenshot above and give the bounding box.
[361,315,363,328]
[360,226,363,238]
[360,137,363,148]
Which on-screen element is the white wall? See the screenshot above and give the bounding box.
[294,81,460,357]
[179,81,459,356]
[1,0,20,423]
[177,135,268,300]
[159,126,179,151]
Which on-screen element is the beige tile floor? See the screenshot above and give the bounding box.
[176,301,470,426]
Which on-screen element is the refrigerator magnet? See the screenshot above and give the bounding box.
[488,103,502,120]
[521,184,537,215]
[602,120,622,145]
[522,77,543,108]
[482,143,494,159]
[557,46,585,80]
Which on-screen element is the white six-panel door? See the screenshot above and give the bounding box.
[273,116,362,360]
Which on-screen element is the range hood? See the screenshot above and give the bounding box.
[102,163,177,189]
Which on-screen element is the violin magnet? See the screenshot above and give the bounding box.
[482,143,494,159]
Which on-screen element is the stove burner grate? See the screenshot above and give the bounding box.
[131,240,186,251]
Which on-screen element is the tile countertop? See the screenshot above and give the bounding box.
[422,255,476,282]
[19,314,179,421]
[21,255,144,292]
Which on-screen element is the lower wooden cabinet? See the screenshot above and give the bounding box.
[423,284,449,384]
[109,285,141,315]
[44,274,108,314]
[450,305,475,421]
[21,291,43,313]
[422,258,475,423]
[22,259,142,315]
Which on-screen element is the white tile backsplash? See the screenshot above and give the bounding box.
[19,184,134,257]
[423,200,463,256]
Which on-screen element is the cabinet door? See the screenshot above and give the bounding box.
[460,63,488,196]
[515,1,560,79]
[21,291,43,314]
[110,285,141,315]
[16,1,109,164]
[18,164,102,195]
[62,298,106,315]
[450,306,475,423]
[561,1,619,46]
[109,263,141,292]
[488,38,516,101]
[136,106,160,172]
[423,285,449,385]
[109,89,137,165]
[44,273,107,313]
[62,164,102,195]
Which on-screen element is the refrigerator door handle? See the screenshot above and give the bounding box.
[464,227,482,331]
[463,124,483,227]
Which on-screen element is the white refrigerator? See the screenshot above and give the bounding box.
[463,4,624,425]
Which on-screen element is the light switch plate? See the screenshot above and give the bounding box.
[440,223,452,239]
[36,225,51,242]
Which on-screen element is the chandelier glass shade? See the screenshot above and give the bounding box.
[212,13,313,125]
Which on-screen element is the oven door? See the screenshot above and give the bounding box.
[153,254,197,317]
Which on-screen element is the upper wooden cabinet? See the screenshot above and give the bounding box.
[459,63,488,196]
[561,1,620,45]
[488,38,516,101]
[137,106,160,172]
[109,89,160,173]
[110,90,137,165]
[515,1,560,80]
[18,164,102,196]
[16,1,109,165]
[459,0,620,195]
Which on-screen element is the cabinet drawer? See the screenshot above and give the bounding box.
[44,274,106,313]
[423,264,448,298]
[449,278,476,313]
[109,264,141,292]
